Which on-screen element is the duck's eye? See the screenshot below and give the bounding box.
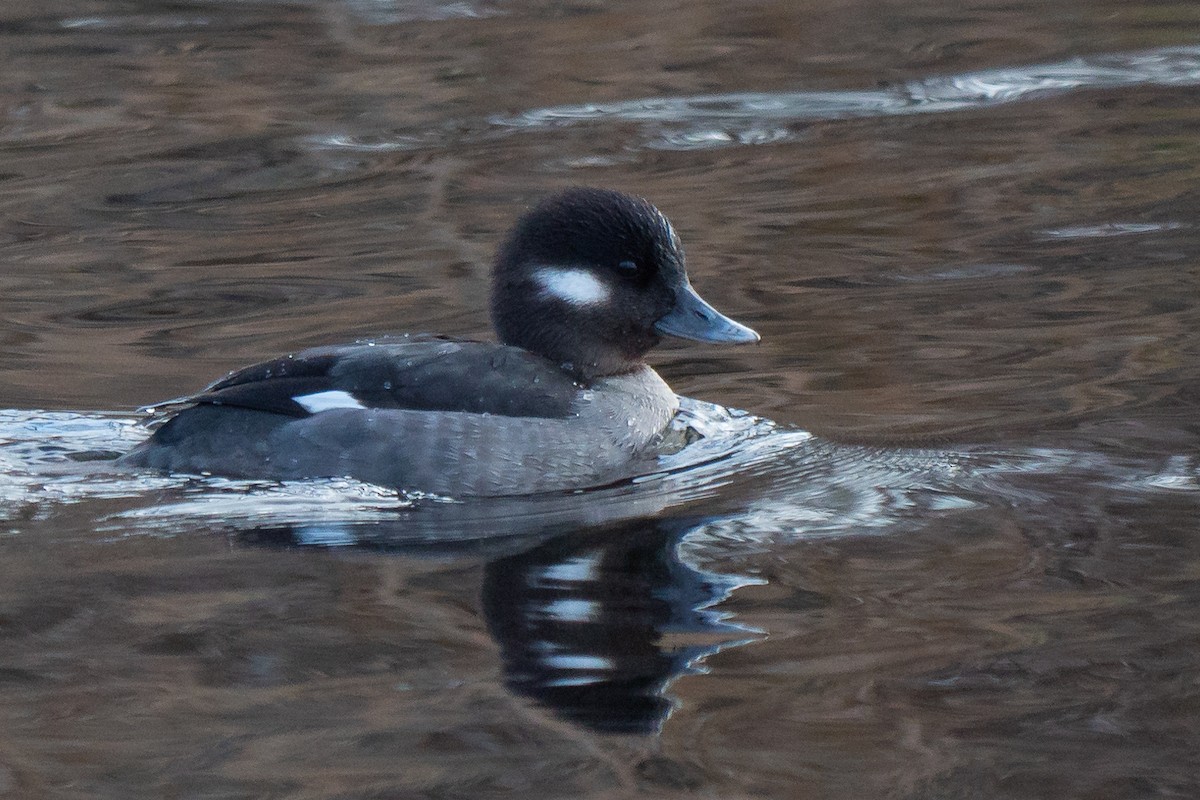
[616,260,640,275]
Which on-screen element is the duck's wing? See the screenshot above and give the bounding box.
[150,335,583,420]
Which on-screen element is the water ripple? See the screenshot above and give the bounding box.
[342,0,503,24]
[2,403,1197,547]
[60,15,212,30]
[1041,222,1189,240]
[490,45,1200,150]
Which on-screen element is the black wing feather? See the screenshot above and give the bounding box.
[168,335,582,420]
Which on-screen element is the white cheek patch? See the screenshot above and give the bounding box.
[533,267,611,307]
[293,390,366,413]
[541,598,601,622]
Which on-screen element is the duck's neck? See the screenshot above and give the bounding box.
[492,304,657,383]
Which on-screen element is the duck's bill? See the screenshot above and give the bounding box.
[654,284,760,344]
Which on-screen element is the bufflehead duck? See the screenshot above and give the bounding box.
[121,188,759,496]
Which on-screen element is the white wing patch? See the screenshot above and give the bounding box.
[293,390,366,413]
[534,267,611,307]
[537,550,604,582]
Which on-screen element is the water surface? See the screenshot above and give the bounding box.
[2,0,1200,797]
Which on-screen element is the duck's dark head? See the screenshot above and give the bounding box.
[490,188,758,381]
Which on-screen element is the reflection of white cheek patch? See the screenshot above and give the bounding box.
[534,267,611,307]
[293,390,366,413]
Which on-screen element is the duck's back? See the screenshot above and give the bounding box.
[121,336,679,496]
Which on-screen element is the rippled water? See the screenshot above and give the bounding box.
[3,0,1200,797]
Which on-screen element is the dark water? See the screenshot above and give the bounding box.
[3,0,1200,797]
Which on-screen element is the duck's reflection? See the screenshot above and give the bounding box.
[482,518,759,734]
[238,515,760,734]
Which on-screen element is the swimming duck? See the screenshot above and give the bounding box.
[121,188,758,496]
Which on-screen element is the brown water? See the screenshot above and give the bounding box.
[3,0,1200,797]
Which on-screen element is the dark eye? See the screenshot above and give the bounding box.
[616,260,640,276]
